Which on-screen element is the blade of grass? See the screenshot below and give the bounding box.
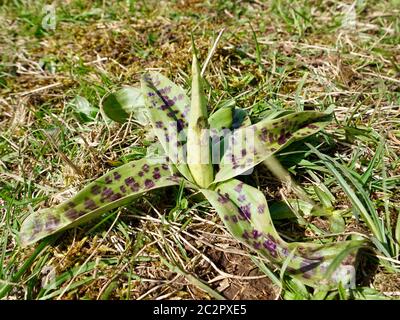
[306,143,384,243]
[0,236,58,299]
[249,23,262,70]
[201,28,225,77]
[250,255,282,288]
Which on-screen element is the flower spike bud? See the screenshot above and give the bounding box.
[187,53,214,188]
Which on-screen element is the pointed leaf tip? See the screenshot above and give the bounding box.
[187,54,214,187]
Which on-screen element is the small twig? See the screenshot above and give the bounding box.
[201,28,225,77]
[41,129,85,178]
[16,82,62,96]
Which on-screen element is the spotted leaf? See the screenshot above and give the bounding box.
[141,72,193,182]
[202,179,364,289]
[19,158,191,246]
[214,111,331,183]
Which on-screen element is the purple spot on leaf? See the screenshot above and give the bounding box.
[268,133,274,143]
[45,215,59,231]
[33,220,43,233]
[84,198,98,210]
[278,129,287,145]
[257,204,266,214]
[91,185,101,195]
[166,99,175,107]
[101,188,113,199]
[105,176,112,184]
[234,183,243,193]
[299,260,319,279]
[153,172,161,180]
[130,183,140,192]
[253,242,261,249]
[67,202,75,209]
[263,238,277,257]
[260,128,268,142]
[239,204,251,220]
[125,177,135,186]
[177,119,185,132]
[144,179,155,189]
[110,193,122,201]
[252,229,262,239]
[66,209,79,220]
[217,192,230,204]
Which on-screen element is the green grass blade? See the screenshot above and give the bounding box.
[0,236,57,299]
[307,144,385,243]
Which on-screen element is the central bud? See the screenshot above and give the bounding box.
[186,54,214,188]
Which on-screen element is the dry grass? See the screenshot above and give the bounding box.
[0,0,399,300]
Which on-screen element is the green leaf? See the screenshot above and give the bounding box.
[209,106,251,164]
[102,87,148,124]
[233,107,251,129]
[141,71,193,182]
[202,179,364,289]
[214,111,331,183]
[269,199,313,220]
[70,96,98,123]
[208,107,233,130]
[329,212,345,233]
[19,157,187,246]
[208,106,250,131]
[313,184,334,210]
[186,54,214,188]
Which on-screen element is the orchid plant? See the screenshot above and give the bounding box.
[20,50,364,291]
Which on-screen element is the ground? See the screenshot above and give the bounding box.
[0,0,399,300]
